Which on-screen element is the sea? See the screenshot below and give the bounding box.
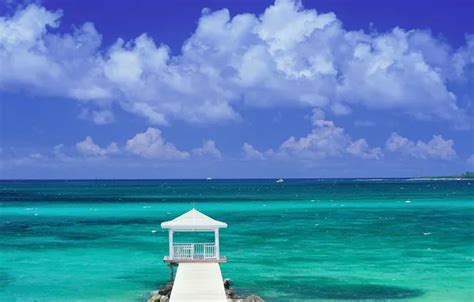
[1,179,473,301]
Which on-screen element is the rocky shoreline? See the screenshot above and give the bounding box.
[147,279,264,302]
[147,281,173,302]
[224,278,264,302]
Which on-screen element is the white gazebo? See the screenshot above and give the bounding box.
[161,209,227,263]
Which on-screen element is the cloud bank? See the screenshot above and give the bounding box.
[278,108,383,160]
[0,0,472,127]
[242,108,459,162]
[385,133,457,160]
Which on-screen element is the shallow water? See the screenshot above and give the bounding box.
[1,179,473,301]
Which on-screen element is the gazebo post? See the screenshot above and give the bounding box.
[169,229,174,259]
[214,228,219,259]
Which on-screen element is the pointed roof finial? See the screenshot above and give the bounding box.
[161,208,227,229]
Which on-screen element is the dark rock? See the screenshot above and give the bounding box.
[224,278,231,289]
[224,278,242,299]
[227,290,239,299]
[158,281,173,296]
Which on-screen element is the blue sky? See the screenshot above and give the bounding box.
[0,0,473,179]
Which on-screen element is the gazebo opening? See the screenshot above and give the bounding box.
[161,208,227,263]
[173,232,215,244]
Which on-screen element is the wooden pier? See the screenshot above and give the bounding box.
[170,263,227,301]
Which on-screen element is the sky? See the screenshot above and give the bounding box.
[0,0,473,179]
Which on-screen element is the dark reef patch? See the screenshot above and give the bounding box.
[260,277,424,300]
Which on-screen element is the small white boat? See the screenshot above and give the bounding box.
[276,178,284,183]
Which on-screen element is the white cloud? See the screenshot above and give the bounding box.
[242,143,266,160]
[125,127,189,159]
[241,108,382,162]
[8,131,215,164]
[277,108,382,160]
[385,132,456,160]
[192,140,222,158]
[346,139,383,160]
[76,136,119,157]
[244,114,458,163]
[0,1,472,127]
[0,4,60,47]
[0,6,107,100]
[279,120,349,159]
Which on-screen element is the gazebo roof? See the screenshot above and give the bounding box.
[161,209,227,230]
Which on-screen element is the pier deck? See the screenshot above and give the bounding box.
[170,262,227,302]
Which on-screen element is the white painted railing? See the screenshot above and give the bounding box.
[173,243,216,260]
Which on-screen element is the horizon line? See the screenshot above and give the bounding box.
[0,176,467,181]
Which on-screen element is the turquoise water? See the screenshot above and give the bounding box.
[1,179,473,301]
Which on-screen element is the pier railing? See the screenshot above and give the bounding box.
[173,243,216,260]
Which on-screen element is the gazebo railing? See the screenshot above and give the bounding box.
[173,243,216,260]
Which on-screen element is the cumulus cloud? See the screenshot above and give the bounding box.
[245,113,458,163]
[241,108,382,161]
[385,132,456,160]
[125,127,189,159]
[76,136,119,156]
[346,139,383,160]
[0,6,108,99]
[192,140,222,158]
[279,121,348,159]
[277,108,382,160]
[5,130,197,167]
[242,143,266,160]
[0,1,472,127]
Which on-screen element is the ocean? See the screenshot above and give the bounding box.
[1,179,473,301]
